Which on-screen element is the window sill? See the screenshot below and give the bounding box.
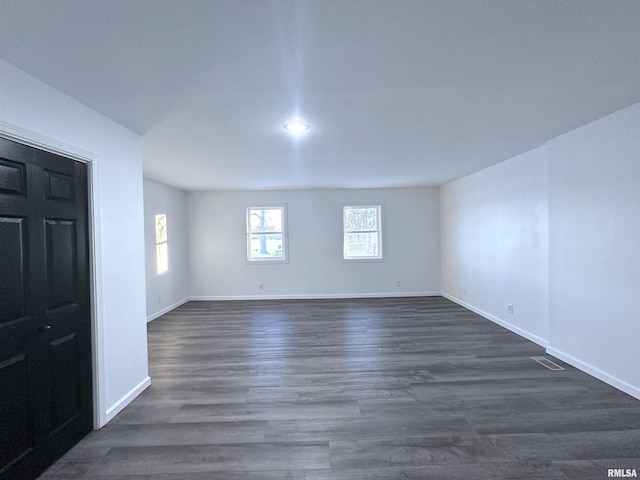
[341,257,385,263]
[245,258,289,265]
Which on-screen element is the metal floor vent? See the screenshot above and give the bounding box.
[531,356,565,371]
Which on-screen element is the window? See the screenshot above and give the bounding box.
[155,214,168,274]
[246,206,287,262]
[343,205,382,260]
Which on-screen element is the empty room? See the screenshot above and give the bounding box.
[0,1,639,479]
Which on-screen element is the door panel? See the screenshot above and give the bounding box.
[0,136,92,480]
[48,333,81,433]
[0,216,27,323]
[45,219,77,310]
[44,170,75,203]
[0,158,27,196]
[0,353,33,471]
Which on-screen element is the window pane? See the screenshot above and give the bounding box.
[246,206,287,262]
[345,207,378,232]
[156,243,168,274]
[249,233,284,259]
[345,232,379,257]
[343,205,382,260]
[249,208,282,233]
[155,214,167,242]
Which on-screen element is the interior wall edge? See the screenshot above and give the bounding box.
[104,376,152,426]
[445,289,640,400]
[546,347,640,401]
[441,292,549,348]
[147,297,190,322]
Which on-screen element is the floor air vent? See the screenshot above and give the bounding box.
[531,356,565,371]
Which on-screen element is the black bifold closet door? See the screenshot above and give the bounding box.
[0,136,92,480]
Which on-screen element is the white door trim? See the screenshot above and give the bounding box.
[0,120,107,429]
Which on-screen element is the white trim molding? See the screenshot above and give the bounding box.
[442,292,549,348]
[190,292,440,301]
[0,121,108,429]
[105,376,152,423]
[443,291,640,401]
[147,297,190,322]
[546,347,640,401]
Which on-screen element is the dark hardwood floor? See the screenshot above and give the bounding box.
[39,297,640,479]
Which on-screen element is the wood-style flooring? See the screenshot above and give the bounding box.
[39,297,640,479]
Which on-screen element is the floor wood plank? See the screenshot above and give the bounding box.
[38,297,640,479]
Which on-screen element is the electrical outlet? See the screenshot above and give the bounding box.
[259,284,264,290]
[507,304,513,314]
[396,280,401,287]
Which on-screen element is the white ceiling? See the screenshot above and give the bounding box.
[1,0,640,191]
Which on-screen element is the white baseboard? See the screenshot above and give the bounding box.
[546,347,640,401]
[441,292,549,348]
[105,376,151,424]
[442,293,640,401]
[190,291,440,301]
[147,297,190,322]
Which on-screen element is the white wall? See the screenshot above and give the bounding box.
[188,188,440,298]
[440,147,549,346]
[441,101,640,400]
[0,59,149,426]
[144,178,190,320]
[547,102,640,399]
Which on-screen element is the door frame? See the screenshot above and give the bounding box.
[0,120,107,429]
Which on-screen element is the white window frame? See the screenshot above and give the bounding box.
[246,205,288,264]
[155,213,169,274]
[343,205,384,261]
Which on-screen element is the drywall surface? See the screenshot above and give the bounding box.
[548,101,640,398]
[187,187,440,298]
[143,178,190,320]
[440,146,549,345]
[0,59,149,425]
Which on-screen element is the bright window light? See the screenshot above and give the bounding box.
[246,206,288,263]
[155,214,168,274]
[343,206,383,260]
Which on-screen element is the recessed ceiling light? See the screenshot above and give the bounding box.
[284,121,310,133]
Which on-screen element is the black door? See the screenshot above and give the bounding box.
[0,136,92,480]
